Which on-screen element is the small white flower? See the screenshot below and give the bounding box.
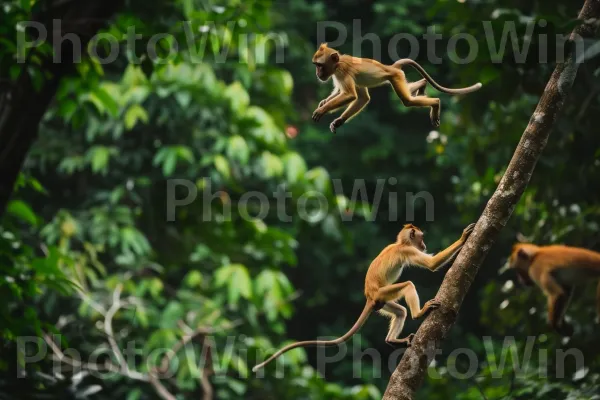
[501,280,514,292]
[573,367,589,381]
[426,130,440,143]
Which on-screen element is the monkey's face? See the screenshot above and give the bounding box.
[508,245,536,286]
[410,228,427,252]
[312,49,339,82]
[313,61,330,81]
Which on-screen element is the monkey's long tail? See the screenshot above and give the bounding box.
[394,59,482,94]
[252,301,374,372]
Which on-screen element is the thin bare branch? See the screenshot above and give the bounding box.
[104,284,130,371]
[148,372,178,400]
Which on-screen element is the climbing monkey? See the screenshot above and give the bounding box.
[311,43,482,133]
[507,243,600,336]
[252,222,476,372]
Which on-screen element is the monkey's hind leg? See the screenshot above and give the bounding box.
[376,281,441,320]
[544,272,574,336]
[379,302,413,348]
[408,78,427,97]
[389,73,441,127]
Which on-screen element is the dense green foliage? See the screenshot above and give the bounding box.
[1,0,600,399]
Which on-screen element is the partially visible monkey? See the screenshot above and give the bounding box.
[507,243,600,336]
[311,43,482,133]
[252,222,475,372]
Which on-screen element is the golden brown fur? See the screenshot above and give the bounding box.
[311,43,482,133]
[508,243,600,336]
[252,222,475,372]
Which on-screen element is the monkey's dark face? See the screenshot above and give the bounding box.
[508,245,536,286]
[313,61,329,81]
[312,49,339,82]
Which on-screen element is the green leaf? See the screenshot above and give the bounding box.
[175,91,192,108]
[229,354,249,377]
[227,135,249,164]
[6,200,38,226]
[259,152,284,178]
[20,0,32,13]
[184,271,203,288]
[278,70,294,96]
[282,152,307,183]
[153,146,193,176]
[224,82,250,114]
[124,104,149,130]
[120,226,151,256]
[214,264,252,307]
[126,388,142,400]
[86,146,116,175]
[214,155,230,179]
[305,167,330,192]
[95,87,120,117]
[161,302,184,328]
[85,92,106,114]
[59,100,78,121]
[176,146,195,163]
[28,177,48,195]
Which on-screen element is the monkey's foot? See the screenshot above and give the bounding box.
[430,107,440,127]
[386,334,415,348]
[312,107,326,122]
[415,299,441,318]
[330,118,345,134]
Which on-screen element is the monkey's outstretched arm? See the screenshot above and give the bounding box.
[411,240,464,271]
[312,76,358,122]
[339,87,370,121]
[328,87,370,133]
[252,301,374,372]
[393,59,482,95]
[319,87,340,107]
[410,223,475,271]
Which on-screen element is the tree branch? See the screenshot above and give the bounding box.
[0,0,124,216]
[383,1,600,398]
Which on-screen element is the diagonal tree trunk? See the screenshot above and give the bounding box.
[383,1,600,398]
[0,0,124,217]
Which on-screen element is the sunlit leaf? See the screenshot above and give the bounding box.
[7,200,38,226]
[124,104,149,130]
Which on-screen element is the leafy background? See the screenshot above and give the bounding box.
[1,0,600,399]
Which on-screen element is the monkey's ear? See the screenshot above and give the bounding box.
[410,228,415,239]
[330,52,339,63]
